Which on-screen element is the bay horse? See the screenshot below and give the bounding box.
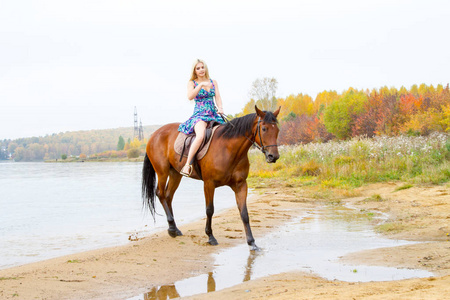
[142,106,280,250]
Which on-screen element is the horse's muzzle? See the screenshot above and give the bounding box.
[265,152,279,163]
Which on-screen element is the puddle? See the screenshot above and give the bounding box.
[128,206,433,299]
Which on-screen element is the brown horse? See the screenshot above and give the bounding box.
[142,106,280,250]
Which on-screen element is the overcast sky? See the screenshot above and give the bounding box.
[1,0,449,140]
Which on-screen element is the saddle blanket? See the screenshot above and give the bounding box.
[174,126,220,161]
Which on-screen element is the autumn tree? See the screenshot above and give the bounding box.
[353,91,384,137]
[278,115,333,145]
[323,89,367,139]
[314,90,339,113]
[277,94,314,120]
[240,99,256,116]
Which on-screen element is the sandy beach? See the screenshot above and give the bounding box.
[1,182,449,299]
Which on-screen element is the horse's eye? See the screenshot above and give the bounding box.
[262,127,267,132]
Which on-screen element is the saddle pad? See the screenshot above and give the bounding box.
[174,126,220,161]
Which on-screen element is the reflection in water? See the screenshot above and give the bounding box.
[143,273,216,300]
[243,251,258,282]
[143,284,179,300]
[207,272,216,293]
[131,206,433,300]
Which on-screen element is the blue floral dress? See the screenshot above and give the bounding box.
[178,79,225,134]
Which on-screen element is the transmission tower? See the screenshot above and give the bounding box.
[133,106,139,139]
[138,119,144,141]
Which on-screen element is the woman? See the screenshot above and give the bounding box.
[178,59,225,177]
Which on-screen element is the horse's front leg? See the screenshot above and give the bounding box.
[204,181,218,245]
[233,180,258,251]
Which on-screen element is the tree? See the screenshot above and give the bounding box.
[117,135,125,151]
[239,99,256,116]
[277,94,314,120]
[130,137,142,149]
[278,115,333,145]
[248,77,278,111]
[8,142,18,154]
[323,89,367,139]
[314,90,339,112]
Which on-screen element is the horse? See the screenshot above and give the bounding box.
[142,106,280,250]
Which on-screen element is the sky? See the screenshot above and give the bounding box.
[0,0,449,140]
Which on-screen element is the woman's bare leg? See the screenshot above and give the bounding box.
[181,121,207,175]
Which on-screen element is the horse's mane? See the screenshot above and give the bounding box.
[218,111,278,139]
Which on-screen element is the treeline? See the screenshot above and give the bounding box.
[0,125,159,161]
[241,83,450,144]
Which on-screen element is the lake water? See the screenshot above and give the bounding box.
[0,161,237,270]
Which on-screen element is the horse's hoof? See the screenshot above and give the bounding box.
[208,238,219,246]
[168,228,183,238]
[249,244,260,251]
[168,229,177,238]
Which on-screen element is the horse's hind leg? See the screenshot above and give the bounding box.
[163,169,183,237]
[155,168,182,237]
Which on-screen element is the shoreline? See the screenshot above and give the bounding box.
[1,183,450,299]
[44,157,144,163]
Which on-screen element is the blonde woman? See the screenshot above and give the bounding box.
[178,59,225,177]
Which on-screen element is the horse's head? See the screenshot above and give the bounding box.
[254,105,281,163]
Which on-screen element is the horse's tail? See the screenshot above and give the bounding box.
[142,153,156,219]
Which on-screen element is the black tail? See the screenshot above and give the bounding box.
[142,153,156,219]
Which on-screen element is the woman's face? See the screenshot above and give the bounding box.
[195,62,206,78]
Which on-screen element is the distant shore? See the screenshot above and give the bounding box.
[44,157,144,163]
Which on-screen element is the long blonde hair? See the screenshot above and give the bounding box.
[189,59,210,81]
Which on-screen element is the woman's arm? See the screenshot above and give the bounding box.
[213,80,224,114]
[187,80,210,100]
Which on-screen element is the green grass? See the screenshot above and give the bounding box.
[375,222,407,233]
[248,133,450,189]
[395,184,414,191]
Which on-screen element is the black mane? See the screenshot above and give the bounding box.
[218,111,278,139]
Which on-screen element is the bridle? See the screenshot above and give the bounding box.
[246,117,278,154]
[219,113,278,154]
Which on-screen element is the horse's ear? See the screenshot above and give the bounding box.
[255,105,266,118]
[273,106,281,118]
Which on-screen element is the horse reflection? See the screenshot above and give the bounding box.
[243,250,259,282]
[143,284,179,300]
[143,251,260,299]
[143,272,215,300]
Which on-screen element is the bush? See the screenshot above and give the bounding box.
[61,154,67,160]
[127,148,140,158]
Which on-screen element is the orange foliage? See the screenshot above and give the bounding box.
[278,115,333,145]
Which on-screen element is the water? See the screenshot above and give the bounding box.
[0,161,236,269]
[129,207,433,299]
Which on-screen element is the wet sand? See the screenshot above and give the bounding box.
[1,183,449,299]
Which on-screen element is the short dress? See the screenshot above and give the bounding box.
[178,79,225,135]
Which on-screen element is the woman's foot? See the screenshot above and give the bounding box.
[180,164,193,177]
